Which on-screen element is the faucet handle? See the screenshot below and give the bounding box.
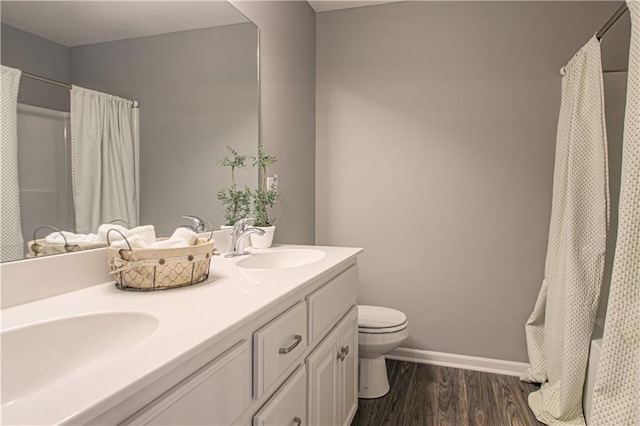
[182,215,206,232]
[232,217,254,233]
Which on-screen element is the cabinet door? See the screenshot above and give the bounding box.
[253,366,307,426]
[306,329,339,426]
[124,341,251,426]
[338,307,358,426]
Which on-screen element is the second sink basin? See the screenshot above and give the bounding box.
[236,249,326,270]
[1,311,159,405]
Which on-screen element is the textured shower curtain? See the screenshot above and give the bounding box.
[592,1,640,423]
[521,36,609,425]
[70,86,138,233]
[0,65,24,262]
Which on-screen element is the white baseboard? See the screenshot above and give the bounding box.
[386,347,529,377]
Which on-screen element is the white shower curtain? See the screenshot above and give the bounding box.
[592,1,640,423]
[521,36,609,425]
[0,65,24,262]
[70,86,138,233]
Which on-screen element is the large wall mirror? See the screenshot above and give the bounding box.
[0,1,259,262]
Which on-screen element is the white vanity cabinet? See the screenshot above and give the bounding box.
[119,258,359,426]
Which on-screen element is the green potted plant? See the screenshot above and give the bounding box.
[217,146,252,228]
[250,144,279,248]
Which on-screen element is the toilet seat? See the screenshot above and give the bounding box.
[358,305,408,334]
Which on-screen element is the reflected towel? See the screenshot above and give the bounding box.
[44,231,98,245]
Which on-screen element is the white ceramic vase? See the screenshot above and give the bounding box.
[250,226,275,249]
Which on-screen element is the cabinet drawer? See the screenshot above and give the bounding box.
[307,265,358,343]
[253,366,307,426]
[254,301,307,398]
[123,340,251,425]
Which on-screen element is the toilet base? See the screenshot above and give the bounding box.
[358,356,390,399]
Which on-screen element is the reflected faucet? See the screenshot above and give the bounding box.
[182,215,206,232]
[226,218,265,258]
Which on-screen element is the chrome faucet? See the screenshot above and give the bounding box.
[182,215,206,232]
[226,218,265,258]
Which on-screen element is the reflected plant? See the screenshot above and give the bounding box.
[217,146,252,226]
[252,144,279,227]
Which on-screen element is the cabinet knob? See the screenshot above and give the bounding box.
[293,416,302,426]
[279,334,303,354]
[337,351,346,361]
[341,345,349,356]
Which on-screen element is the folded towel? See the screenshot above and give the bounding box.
[110,234,150,250]
[110,227,196,250]
[127,225,156,246]
[100,224,156,246]
[150,237,191,249]
[170,227,198,246]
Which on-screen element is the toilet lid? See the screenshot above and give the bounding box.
[358,305,407,332]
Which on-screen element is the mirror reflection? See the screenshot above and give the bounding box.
[0,1,259,262]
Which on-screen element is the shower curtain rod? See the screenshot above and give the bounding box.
[596,2,628,41]
[21,71,140,108]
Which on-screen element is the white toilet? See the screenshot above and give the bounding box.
[358,305,409,399]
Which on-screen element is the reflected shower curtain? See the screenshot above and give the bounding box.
[521,37,609,425]
[70,86,137,233]
[592,0,640,423]
[0,65,24,261]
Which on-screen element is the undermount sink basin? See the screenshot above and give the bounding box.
[1,311,158,404]
[236,249,326,270]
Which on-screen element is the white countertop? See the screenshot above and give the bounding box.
[0,245,362,425]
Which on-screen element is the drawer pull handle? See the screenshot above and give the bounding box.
[337,351,346,361]
[279,335,303,354]
[293,416,302,426]
[342,345,349,356]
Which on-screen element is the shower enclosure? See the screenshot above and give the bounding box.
[16,103,74,251]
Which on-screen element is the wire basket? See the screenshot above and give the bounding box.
[107,230,215,291]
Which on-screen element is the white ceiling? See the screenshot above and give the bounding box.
[307,1,403,12]
[0,1,249,47]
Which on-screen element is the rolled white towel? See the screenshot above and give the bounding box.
[126,225,156,246]
[45,231,98,245]
[150,237,190,249]
[170,227,198,246]
[110,234,150,250]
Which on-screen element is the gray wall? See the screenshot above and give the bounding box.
[70,24,259,235]
[230,1,317,244]
[316,1,629,362]
[1,23,69,111]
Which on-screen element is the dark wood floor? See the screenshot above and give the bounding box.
[352,360,544,426]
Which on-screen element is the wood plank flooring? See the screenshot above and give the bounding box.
[352,360,544,426]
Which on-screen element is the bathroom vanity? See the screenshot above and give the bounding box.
[0,245,362,425]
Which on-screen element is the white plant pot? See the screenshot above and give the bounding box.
[211,228,233,254]
[250,226,275,249]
